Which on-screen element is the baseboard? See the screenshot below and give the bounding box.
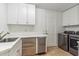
[47,43,58,47]
[47,46,58,48]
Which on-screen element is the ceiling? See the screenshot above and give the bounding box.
[34,3,78,11]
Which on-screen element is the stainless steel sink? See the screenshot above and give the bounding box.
[0,38,18,42]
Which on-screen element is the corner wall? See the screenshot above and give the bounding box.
[0,4,8,33]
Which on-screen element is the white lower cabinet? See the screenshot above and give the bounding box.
[8,40,22,56]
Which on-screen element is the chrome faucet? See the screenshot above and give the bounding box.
[0,31,3,39]
[0,32,9,41]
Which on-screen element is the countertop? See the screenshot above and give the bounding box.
[5,32,47,38]
[0,32,47,55]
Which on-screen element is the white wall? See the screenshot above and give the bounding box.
[8,25,34,32]
[0,4,8,33]
[4,6,63,47]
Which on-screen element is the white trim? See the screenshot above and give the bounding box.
[36,37,38,54]
[45,37,47,52]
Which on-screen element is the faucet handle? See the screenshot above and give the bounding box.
[6,32,10,34]
[0,31,3,35]
[0,32,10,39]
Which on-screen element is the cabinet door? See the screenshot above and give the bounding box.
[22,38,36,56]
[37,37,46,53]
[62,11,69,26]
[17,4,28,24]
[62,5,79,26]
[63,12,68,26]
[69,6,78,25]
[7,3,18,24]
[27,4,35,25]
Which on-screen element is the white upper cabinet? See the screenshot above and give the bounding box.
[62,5,79,26]
[27,4,35,25]
[7,3,35,25]
[7,3,18,24]
[63,8,70,26]
[17,4,28,24]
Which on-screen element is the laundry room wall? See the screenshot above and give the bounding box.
[0,3,8,33]
[0,4,63,47]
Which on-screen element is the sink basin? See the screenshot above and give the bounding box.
[0,38,18,42]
